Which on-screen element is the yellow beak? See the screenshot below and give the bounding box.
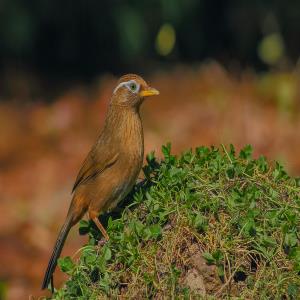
[139,87,160,97]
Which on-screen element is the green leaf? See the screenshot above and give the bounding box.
[260,235,277,248]
[272,162,288,181]
[103,246,112,261]
[288,283,299,298]
[239,144,253,159]
[284,232,298,248]
[229,144,236,158]
[226,166,235,179]
[240,218,256,237]
[212,250,223,262]
[244,161,255,176]
[146,151,155,163]
[79,220,90,235]
[162,143,172,159]
[149,224,162,238]
[202,252,215,264]
[217,264,225,278]
[58,256,75,273]
[169,166,182,177]
[133,220,144,236]
[82,246,98,265]
[192,213,207,231]
[257,156,268,172]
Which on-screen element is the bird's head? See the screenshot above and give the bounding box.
[111,74,159,108]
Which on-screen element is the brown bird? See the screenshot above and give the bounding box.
[41,74,159,290]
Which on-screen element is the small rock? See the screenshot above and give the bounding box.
[190,252,216,277]
[184,269,206,296]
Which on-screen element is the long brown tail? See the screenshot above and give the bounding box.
[41,215,73,290]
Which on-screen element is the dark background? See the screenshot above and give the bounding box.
[0,0,299,83]
[0,1,300,299]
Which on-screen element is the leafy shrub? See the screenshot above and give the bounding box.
[52,144,300,299]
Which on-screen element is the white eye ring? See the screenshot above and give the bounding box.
[125,80,140,94]
[113,79,140,94]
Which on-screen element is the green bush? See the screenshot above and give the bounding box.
[51,144,300,299]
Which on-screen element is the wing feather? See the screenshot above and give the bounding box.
[72,149,119,193]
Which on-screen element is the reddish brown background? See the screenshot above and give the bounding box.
[1,63,300,299]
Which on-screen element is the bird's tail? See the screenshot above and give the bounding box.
[41,214,73,290]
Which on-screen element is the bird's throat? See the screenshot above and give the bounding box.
[105,105,144,152]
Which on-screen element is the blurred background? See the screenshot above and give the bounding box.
[0,1,300,299]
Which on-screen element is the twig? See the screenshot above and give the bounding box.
[221,144,233,164]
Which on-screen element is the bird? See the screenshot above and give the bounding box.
[41,74,159,290]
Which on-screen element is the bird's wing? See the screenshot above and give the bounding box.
[71,149,119,193]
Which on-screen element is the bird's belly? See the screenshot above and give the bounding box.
[102,156,142,212]
[106,181,133,211]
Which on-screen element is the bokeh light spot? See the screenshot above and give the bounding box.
[155,23,176,56]
[258,33,285,65]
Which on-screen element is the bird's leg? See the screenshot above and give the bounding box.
[92,216,110,241]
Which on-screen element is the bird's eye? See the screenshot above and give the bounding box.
[130,82,137,91]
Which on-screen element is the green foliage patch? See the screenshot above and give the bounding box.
[52,144,300,299]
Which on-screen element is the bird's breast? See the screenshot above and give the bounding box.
[101,107,144,211]
[119,112,144,165]
[105,131,144,211]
